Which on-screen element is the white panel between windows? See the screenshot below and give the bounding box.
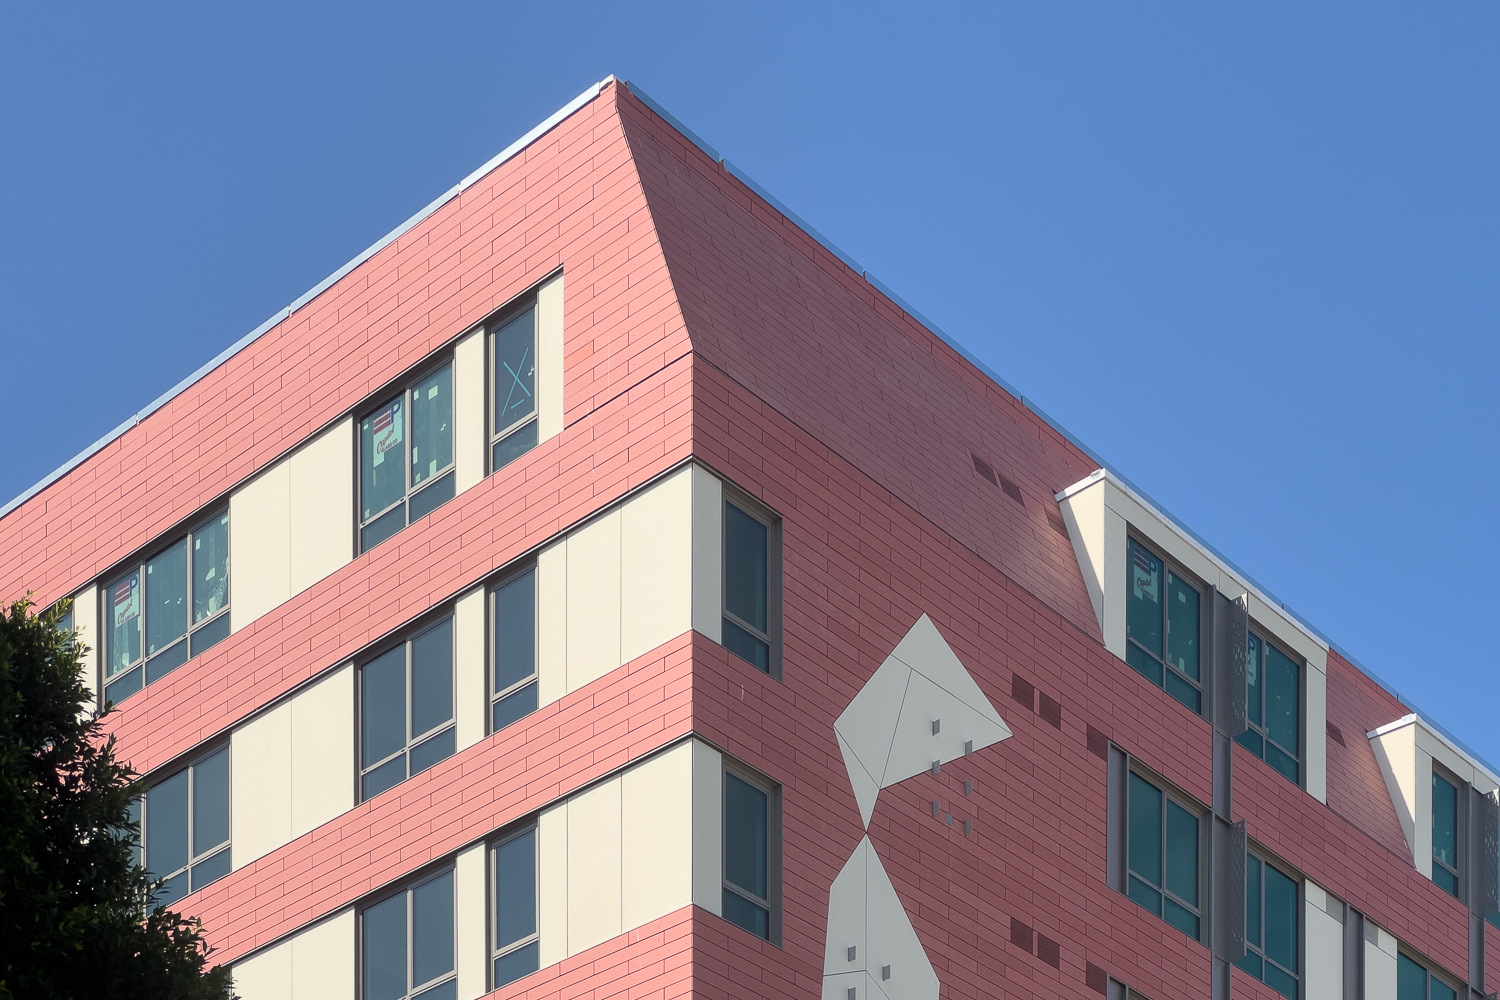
[691,740,724,915]
[690,466,724,643]
[536,272,564,441]
[230,460,292,631]
[231,905,355,1000]
[289,664,354,836]
[564,508,622,691]
[1302,883,1343,1000]
[288,417,353,594]
[230,933,291,1000]
[453,327,487,493]
[621,741,694,928]
[232,701,293,868]
[70,585,98,715]
[536,542,567,708]
[621,466,693,665]
[1364,923,1399,1000]
[455,842,488,1000]
[454,587,487,750]
[537,800,568,967]
[565,774,622,954]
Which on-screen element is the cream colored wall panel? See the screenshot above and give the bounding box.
[290,664,354,835]
[1106,484,1218,592]
[1416,725,1476,787]
[1057,478,1108,645]
[454,328,486,493]
[690,466,723,642]
[1247,592,1327,675]
[692,740,724,914]
[537,542,566,707]
[455,587,488,750]
[290,908,355,1000]
[1364,924,1398,1000]
[455,842,488,1000]
[230,460,291,630]
[566,775,622,953]
[621,468,693,665]
[536,272,564,441]
[288,418,353,595]
[622,742,694,928]
[1303,884,1342,1000]
[231,701,292,868]
[1306,663,1328,804]
[71,585,98,712]
[538,802,568,967]
[1369,721,1419,863]
[232,935,291,1000]
[565,509,621,692]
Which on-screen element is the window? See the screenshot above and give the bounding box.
[490,569,537,732]
[1237,853,1299,999]
[491,825,539,989]
[1236,630,1301,785]
[489,305,539,471]
[1125,772,1202,939]
[1431,769,1461,898]
[360,618,456,800]
[1125,538,1201,713]
[723,765,778,942]
[362,868,455,1000]
[360,364,455,552]
[722,496,779,676]
[141,746,230,908]
[102,512,231,704]
[1398,953,1459,1000]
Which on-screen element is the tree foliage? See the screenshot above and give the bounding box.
[0,597,235,1000]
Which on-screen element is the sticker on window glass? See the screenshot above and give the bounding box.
[371,400,403,467]
[112,577,140,627]
[1132,547,1159,603]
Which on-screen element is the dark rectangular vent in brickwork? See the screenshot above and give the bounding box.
[1037,934,1061,968]
[998,474,1025,505]
[1047,508,1070,538]
[1327,721,1346,747]
[1011,674,1035,711]
[971,453,997,484]
[1086,725,1109,760]
[1039,693,1063,729]
[1009,918,1034,952]
[1085,962,1108,994]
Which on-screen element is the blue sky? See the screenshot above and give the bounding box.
[3,4,1496,760]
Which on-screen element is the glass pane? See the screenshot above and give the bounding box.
[1245,856,1262,947]
[409,727,456,777]
[1263,863,1299,971]
[146,540,188,656]
[724,773,768,899]
[127,797,142,868]
[1264,962,1299,1000]
[189,612,231,657]
[1246,634,1263,727]
[1164,670,1200,714]
[413,980,457,1000]
[492,420,538,471]
[1127,774,1163,888]
[412,620,454,738]
[1433,865,1459,898]
[362,395,407,523]
[1126,540,1163,658]
[493,308,537,433]
[1235,951,1263,978]
[1397,955,1426,1000]
[1126,641,1164,687]
[105,667,142,704]
[190,846,232,891]
[493,571,536,694]
[722,889,769,939]
[1165,800,1199,906]
[1164,897,1199,939]
[56,607,73,636]
[1166,573,1199,681]
[363,892,408,1000]
[1127,874,1163,917]
[493,941,539,989]
[723,618,770,673]
[192,749,230,855]
[192,514,229,623]
[362,647,408,768]
[724,504,768,632]
[362,755,407,800]
[408,470,455,521]
[1267,743,1300,785]
[492,682,538,733]
[410,366,453,487]
[1236,729,1265,759]
[1432,772,1459,870]
[362,504,407,552]
[412,871,455,987]
[156,871,189,910]
[146,770,189,878]
[1430,977,1458,1000]
[1265,644,1300,756]
[106,571,143,676]
[145,639,189,683]
[494,829,537,949]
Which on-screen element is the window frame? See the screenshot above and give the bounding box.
[1430,763,1464,900]
[488,564,538,735]
[357,611,458,802]
[721,759,782,945]
[358,863,457,1000]
[1122,764,1208,943]
[100,508,232,705]
[1123,533,1207,715]
[489,821,540,990]
[1238,848,1302,999]
[1236,624,1305,787]
[356,355,458,554]
[486,296,541,474]
[139,742,232,907]
[720,486,783,679]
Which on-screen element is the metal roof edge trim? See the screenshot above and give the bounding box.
[0,76,616,523]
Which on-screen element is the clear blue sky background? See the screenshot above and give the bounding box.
[3,4,1496,759]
